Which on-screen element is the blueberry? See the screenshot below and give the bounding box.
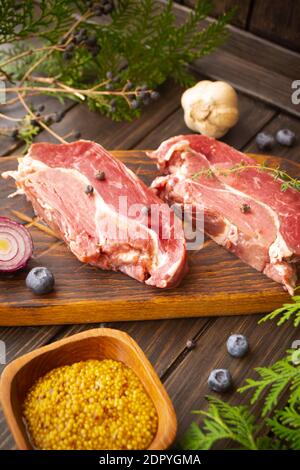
[105,83,114,91]
[130,99,139,110]
[106,71,113,80]
[66,43,74,53]
[124,81,133,91]
[226,334,249,358]
[208,369,232,393]
[91,45,101,57]
[138,90,149,100]
[78,28,87,38]
[26,267,55,295]
[150,91,160,100]
[63,51,73,61]
[276,129,296,147]
[103,3,113,14]
[85,36,98,47]
[255,132,275,151]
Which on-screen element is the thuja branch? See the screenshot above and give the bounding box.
[0,0,233,125]
[4,84,153,100]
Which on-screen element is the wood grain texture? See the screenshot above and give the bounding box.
[137,92,277,150]
[183,0,300,53]
[0,151,298,326]
[0,328,177,450]
[183,0,252,28]
[245,112,300,162]
[173,2,300,117]
[0,97,75,158]
[249,0,300,53]
[164,313,300,445]
[34,82,183,149]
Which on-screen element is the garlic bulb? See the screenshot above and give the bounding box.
[181,80,239,138]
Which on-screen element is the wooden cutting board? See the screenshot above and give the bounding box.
[0,150,298,326]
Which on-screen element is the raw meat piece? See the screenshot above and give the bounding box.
[3,140,187,288]
[149,135,300,294]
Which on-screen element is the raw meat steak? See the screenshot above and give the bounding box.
[148,135,300,294]
[3,140,187,288]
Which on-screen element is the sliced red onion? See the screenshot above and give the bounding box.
[0,217,33,272]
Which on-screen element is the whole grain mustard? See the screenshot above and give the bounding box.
[23,359,158,450]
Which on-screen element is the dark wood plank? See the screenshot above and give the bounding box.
[245,112,300,162]
[164,314,300,444]
[0,325,61,449]
[0,97,75,157]
[249,0,300,53]
[183,0,252,28]
[137,91,277,150]
[192,52,299,117]
[47,319,208,379]
[173,2,300,116]
[175,2,300,80]
[164,109,300,446]
[34,82,183,149]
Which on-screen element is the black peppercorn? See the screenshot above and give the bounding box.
[241,203,251,214]
[95,171,106,181]
[85,185,94,195]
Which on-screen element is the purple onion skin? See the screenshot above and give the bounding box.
[0,217,33,273]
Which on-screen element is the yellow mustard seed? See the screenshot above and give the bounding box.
[23,359,158,450]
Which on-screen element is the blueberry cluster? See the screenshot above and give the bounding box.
[11,105,82,141]
[62,27,101,60]
[87,0,114,16]
[106,80,160,114]
[207,334,249,393]
[256,128,296,151]
[130,84,160,110]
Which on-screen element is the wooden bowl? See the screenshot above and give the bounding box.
[0,328,177,450]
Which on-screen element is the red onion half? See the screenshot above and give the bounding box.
[0,217,33,272]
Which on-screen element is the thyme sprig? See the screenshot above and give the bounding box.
[192,162,300,193]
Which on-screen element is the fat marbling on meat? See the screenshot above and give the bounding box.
[2,140,187,288]
[148,135,300,294]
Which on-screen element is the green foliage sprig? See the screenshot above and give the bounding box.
[259,288,300,327]
[0,0,233,126]
[181,350,300,450]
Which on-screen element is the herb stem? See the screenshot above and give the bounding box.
[193,163,300,193]
[17,92,66,144]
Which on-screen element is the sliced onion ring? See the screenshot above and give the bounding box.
[0,217,33,272]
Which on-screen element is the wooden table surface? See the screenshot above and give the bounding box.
[1,3,300,450]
